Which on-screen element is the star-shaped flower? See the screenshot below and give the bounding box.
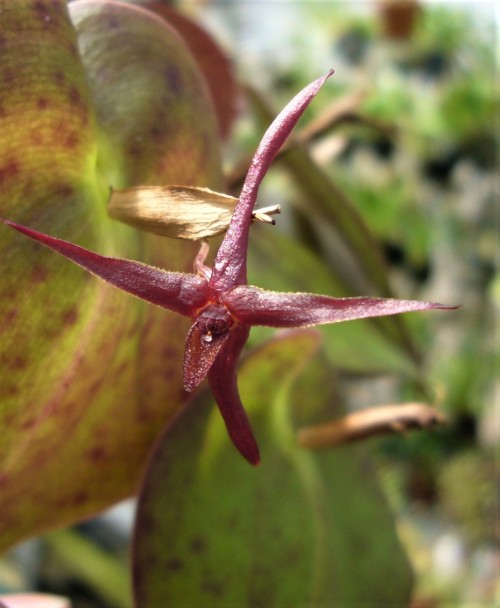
[1,71,452,465]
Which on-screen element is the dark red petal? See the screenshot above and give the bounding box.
[223,285,456,327]
[207,324,260,465]
[2,219,209,316]
[211,70,334,292]
[183,323,229,392]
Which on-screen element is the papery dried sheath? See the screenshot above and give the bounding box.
[109,186,238,239]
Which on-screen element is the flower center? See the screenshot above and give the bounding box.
[196,304,233,343]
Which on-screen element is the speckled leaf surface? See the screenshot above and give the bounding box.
[0,0,222,552]
[124,0,237,138]
[133,331,413,607]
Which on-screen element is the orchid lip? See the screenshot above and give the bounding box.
[195,303,234,339]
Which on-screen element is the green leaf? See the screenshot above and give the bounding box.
[0,0,222,551]
[133,331,413,606]
[69,0,222,188]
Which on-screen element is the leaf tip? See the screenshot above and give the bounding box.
[247,449,261,467]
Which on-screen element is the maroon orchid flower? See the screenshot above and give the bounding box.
[2,71,452,465]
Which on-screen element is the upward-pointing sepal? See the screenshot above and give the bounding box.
[211,70,334,292]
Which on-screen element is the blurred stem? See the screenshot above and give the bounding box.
[44,529,131,608]
[298,403,445,449]
[289,205,324,255]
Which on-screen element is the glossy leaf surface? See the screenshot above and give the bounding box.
[133,331,413,606]
[0,0,221,551]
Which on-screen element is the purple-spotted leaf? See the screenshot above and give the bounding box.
[0,0,222,552]
[126,1,238,138]
[133,331,413,606]
[69,0,222,187]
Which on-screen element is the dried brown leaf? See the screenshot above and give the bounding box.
[109,185,238,239]
[109,185,280,239]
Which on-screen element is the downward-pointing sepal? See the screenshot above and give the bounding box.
[207,324,260,465]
